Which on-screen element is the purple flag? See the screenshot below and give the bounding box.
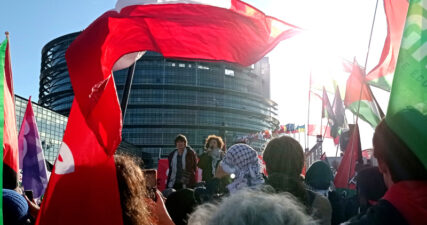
[18,97,49,198]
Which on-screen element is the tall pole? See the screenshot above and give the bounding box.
[306,71,312,151]
[121,62,137,121]
[347,0,379,189]
[356,0,380,125]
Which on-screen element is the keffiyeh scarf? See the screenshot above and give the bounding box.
[220,144,264,194]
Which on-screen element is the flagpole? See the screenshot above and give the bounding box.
[335,143,339,157]
[306,71,312,151]
[120,62,137,120]
[356,0,380,125]
[346,0,379,189]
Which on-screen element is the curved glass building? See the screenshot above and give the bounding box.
[40,32,80,115]
[40,32,279,164]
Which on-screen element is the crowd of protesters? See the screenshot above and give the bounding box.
[3,114,427,225]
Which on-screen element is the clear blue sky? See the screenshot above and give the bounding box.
[0,0,115,101]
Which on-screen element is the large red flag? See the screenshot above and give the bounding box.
[37,1,300,224]
[334,124,362,190]
[365,0,409,91]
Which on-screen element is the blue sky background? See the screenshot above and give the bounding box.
[0,0,116,100]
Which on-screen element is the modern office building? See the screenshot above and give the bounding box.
[39,32,279,166]
[15,95,68,164]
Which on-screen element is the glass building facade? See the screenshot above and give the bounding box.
[39,32,279,166]
[15,95,68,164]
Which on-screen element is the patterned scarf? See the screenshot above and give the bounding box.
[220,144,264,194]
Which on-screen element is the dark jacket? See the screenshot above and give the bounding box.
[344,199,408,225]
[345,181,427,225]
[166,147,197,189]
[197,150,224,182]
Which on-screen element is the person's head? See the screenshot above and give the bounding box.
[205,135,224,150]
[175,134,188,151]
[218,144,264,193]
[263,136,304,176]
[373,119,427,188]
[114,154,151,225]
[305,161,333,191]
[356,166,387,212]
[3,189,29,225]
[188,190,316,225]
[263,136,308,206]
[165,188,198,225]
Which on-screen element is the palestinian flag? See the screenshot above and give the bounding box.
[332,86,345,138]
[366,0,408,91]
[386,0,427,170]
[0,36,19,191]
[345,59,382,128]
[322,87,338,137]
[334,124,362,191]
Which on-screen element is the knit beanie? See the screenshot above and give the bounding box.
[305,161,333,190]
[3,189,29,225]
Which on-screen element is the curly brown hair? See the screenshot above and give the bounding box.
[204,135,225,150]
[114,154,152,225]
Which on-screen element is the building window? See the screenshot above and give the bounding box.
[225,69,235,76]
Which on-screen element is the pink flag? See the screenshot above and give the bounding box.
[18,97,48,199]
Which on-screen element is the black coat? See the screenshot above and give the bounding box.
[345,199,408,225]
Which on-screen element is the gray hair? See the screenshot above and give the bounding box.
[188,189,318,225]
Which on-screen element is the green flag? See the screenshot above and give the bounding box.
[387,0,427,170]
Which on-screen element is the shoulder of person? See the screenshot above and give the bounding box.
[169,149,177,156]
[343,199,408,225]
[186,146,197,154]
[306,189,331,210]
[199,151,209,157]
[313,192,332,209]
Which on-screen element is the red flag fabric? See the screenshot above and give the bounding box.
[365,0,409,91]
[1,37,19,189]
[308,124,333,139]
[301,163,306,176]
[334,124,362,190]
[157,159,169,191]
[37,1,300,224]
[258,155,267,176]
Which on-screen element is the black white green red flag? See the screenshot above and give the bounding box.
[366,0,409,91]
[344,59,382,128]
